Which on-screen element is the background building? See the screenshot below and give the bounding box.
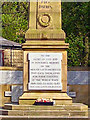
[0,36,23,67]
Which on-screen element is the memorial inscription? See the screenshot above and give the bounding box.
[28,53,62,90]
[38,0,52,10]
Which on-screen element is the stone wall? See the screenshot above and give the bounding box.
[69,85,89,105]
[67,71,89,85]
[0,67,23,106]
[67,70,89,106]
[4,49,23,67]
[0,67,89,106]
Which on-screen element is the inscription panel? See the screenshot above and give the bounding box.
[28,53,62,90]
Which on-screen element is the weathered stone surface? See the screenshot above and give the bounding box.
[0,85,11,107]
[4,103,88,111]
[11,85,23,102]
[0,70,23,85]
[69,85,89,105]
[23,110,69,116]
[67,71,89,85]
[2,103,88,117]
[70,111,88,116]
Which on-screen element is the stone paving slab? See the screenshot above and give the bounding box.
[0,115,89,120]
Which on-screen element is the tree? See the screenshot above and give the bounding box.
[2,2,29,43]
[62,2,90,66]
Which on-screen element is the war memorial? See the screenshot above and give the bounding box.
[1,0,88,118]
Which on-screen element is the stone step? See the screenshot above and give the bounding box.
[0,108,8,115]
[0,108,88,117]
[4,103,88,111]
[3,103,88,117]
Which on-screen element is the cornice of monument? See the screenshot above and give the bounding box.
[22,40,69,49]
[25,29,66,40]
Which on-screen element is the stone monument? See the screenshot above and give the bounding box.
[19,0,72,105]
[3,1,88,117]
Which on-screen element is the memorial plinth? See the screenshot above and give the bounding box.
[19,0,72,105]
[19,41,72,105]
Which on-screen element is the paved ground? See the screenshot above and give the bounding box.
[0,116,89,120]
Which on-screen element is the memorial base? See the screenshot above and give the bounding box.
[1,103,88,117]
[19,92,72,105]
